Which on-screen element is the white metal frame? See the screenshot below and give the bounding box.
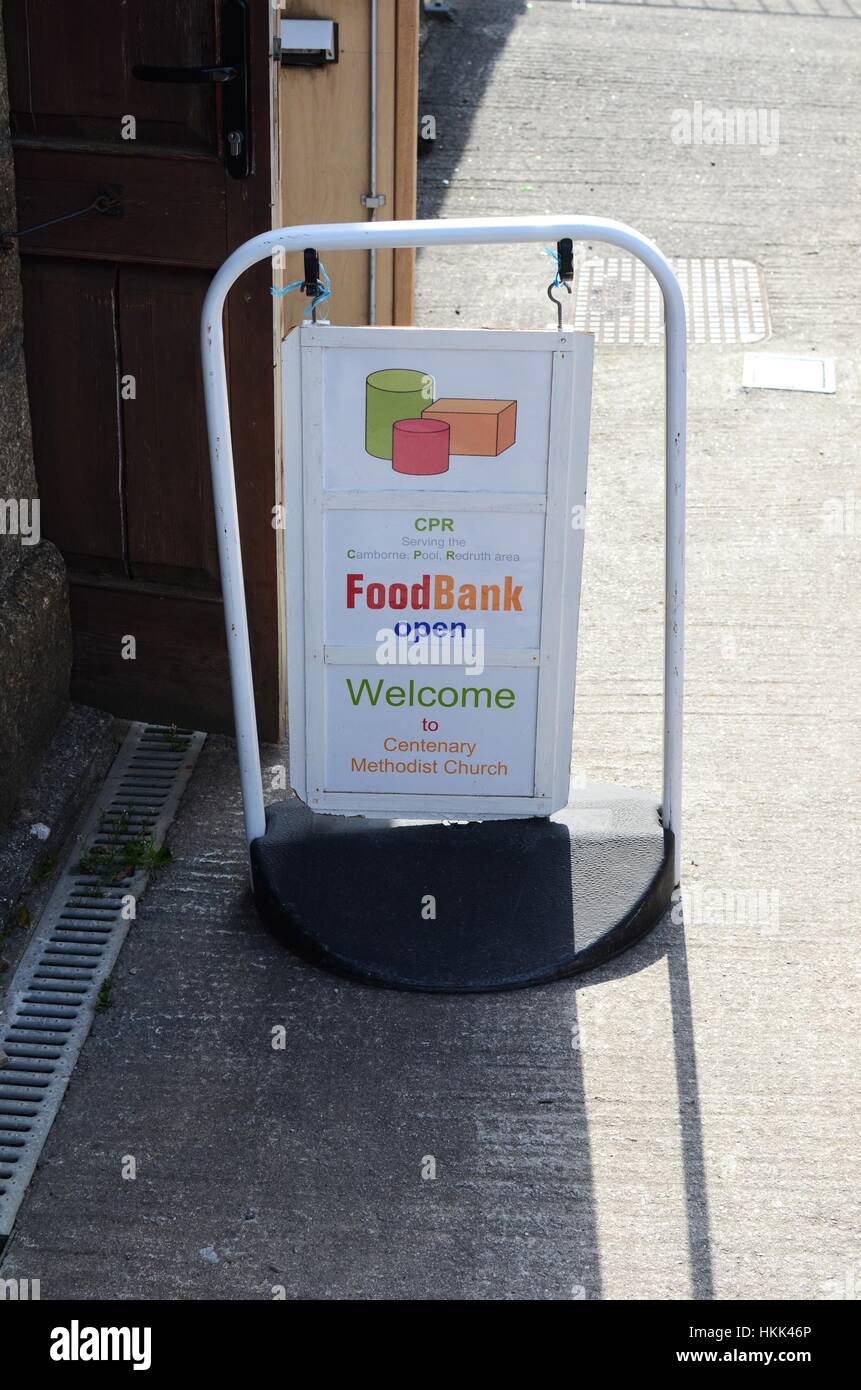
[285,323,593,818]
[201,217,686,880]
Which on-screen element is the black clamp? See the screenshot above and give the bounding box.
[547,238,574,331]
[556,238,574,285]
[303,247,323,300]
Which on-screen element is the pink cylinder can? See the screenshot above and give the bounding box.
[392,416,450,476]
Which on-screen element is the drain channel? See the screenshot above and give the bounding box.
[568,255,770,345]
[0,722,204,1244]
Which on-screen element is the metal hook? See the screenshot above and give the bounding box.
[547,278,571,332]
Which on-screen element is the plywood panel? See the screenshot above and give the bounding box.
[393,0,419,324]
[277,0,416,331]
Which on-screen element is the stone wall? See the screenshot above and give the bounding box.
[0,9,72,822]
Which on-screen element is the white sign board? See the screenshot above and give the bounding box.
[283,325,593,818]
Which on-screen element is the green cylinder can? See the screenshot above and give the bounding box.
[365,368,434,460]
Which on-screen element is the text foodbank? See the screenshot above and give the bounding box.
[346,572,524,613]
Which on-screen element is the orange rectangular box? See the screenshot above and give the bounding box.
[422,398,517,456]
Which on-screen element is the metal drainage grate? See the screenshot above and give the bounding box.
[568,255,770,346]
[0,721,204,1245]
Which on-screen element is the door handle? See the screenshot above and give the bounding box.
[132,64,239,84]
[131,0,251,179]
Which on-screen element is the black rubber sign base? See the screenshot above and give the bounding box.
[251,784,675,992]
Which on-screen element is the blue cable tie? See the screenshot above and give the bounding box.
[271,277,305,299]
[307,261,331,316]
[543,246,562,287]
[271,261,332,316]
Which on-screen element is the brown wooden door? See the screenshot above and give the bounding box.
[2,0,281,737]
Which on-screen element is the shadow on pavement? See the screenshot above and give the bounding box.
[419,0,526,221]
